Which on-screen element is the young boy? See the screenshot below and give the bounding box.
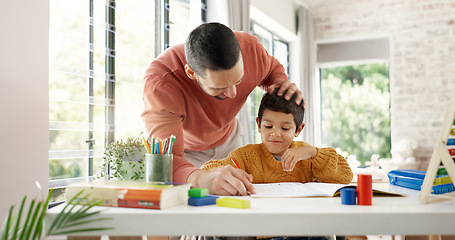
[202,88,353,185]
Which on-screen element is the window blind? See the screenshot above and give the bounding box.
[317,37,389,67]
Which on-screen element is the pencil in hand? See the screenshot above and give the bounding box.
[230,158,240,169]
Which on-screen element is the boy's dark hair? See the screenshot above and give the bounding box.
[258,88,305,133]
[185,22,241,77]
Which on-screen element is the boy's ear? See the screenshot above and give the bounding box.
[295,123,305,137]
[256,117,261,132]
[184,64,197,80]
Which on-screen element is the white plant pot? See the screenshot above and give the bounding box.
[109,148,146,180]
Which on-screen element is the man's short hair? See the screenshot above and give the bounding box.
[258,88,305,132]
[185,22,241,76]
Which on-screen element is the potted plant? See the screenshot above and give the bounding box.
[97,137,146,181]
[1,182,112,240]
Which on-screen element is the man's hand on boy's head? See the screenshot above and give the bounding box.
[267,80,305,109]
[281,146,317,171]
[188,166,256,196]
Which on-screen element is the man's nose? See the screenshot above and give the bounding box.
[225,85,237,99]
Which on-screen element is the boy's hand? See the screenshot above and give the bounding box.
[281,146,317,171]
[188,166,256,196]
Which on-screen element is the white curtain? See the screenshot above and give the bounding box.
[298,7,321,146]
[226,0,254,145]
[227,0,250,31]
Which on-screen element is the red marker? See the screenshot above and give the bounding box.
[231,158,240,169]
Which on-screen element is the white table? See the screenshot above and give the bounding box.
[45,184,455,236]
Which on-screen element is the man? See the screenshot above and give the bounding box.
[142,22,304,196]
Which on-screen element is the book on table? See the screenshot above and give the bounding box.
[250,182,403,198]
[65,180,191,210]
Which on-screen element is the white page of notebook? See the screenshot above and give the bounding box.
[250,182,351,198]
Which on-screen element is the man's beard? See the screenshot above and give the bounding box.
[213,95,228,100]
[196,79,229,100]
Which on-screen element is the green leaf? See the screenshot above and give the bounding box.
[1,204,14,240]
[48,190,86,234]
[11,196,27,240]
[20,199,36,240]
[49,227,113,236]
[47,189,112,237]
[53,199,81,231]
[24,201,42,240]
[66,198,102,222]
[32,188,53,240]
[2,187,112,240]
[51,217,112,233]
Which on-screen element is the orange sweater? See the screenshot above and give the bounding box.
[202,141,353,184]
[142,31,288,183]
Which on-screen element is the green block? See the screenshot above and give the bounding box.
[216,197,250,209]
[188,188,208,198]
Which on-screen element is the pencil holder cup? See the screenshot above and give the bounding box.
[145,153,173,183]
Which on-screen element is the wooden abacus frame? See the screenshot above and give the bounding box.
[419,88,455,203]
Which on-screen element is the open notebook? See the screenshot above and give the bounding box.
[250,182,403,198]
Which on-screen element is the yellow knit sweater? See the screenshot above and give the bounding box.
[202,141,353,184]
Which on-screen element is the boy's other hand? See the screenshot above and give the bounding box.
[267,80,305,109]
[188,166,256,196]
[281,146,317,171]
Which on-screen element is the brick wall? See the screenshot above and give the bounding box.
[311,0,455,168]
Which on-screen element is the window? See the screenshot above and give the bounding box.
[115,1,156,140]
[49,0,204,200]
[246,22,290,144]
[320,64,391,165]
[49,1,99,194]
[252,23,289,76]
[169,0,206,46]
[317,38,391,166]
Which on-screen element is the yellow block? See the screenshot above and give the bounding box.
[216,197,250,209]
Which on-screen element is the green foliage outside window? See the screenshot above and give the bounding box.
[321,63,391,165]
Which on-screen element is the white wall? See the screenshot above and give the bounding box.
[0,0,49,220]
